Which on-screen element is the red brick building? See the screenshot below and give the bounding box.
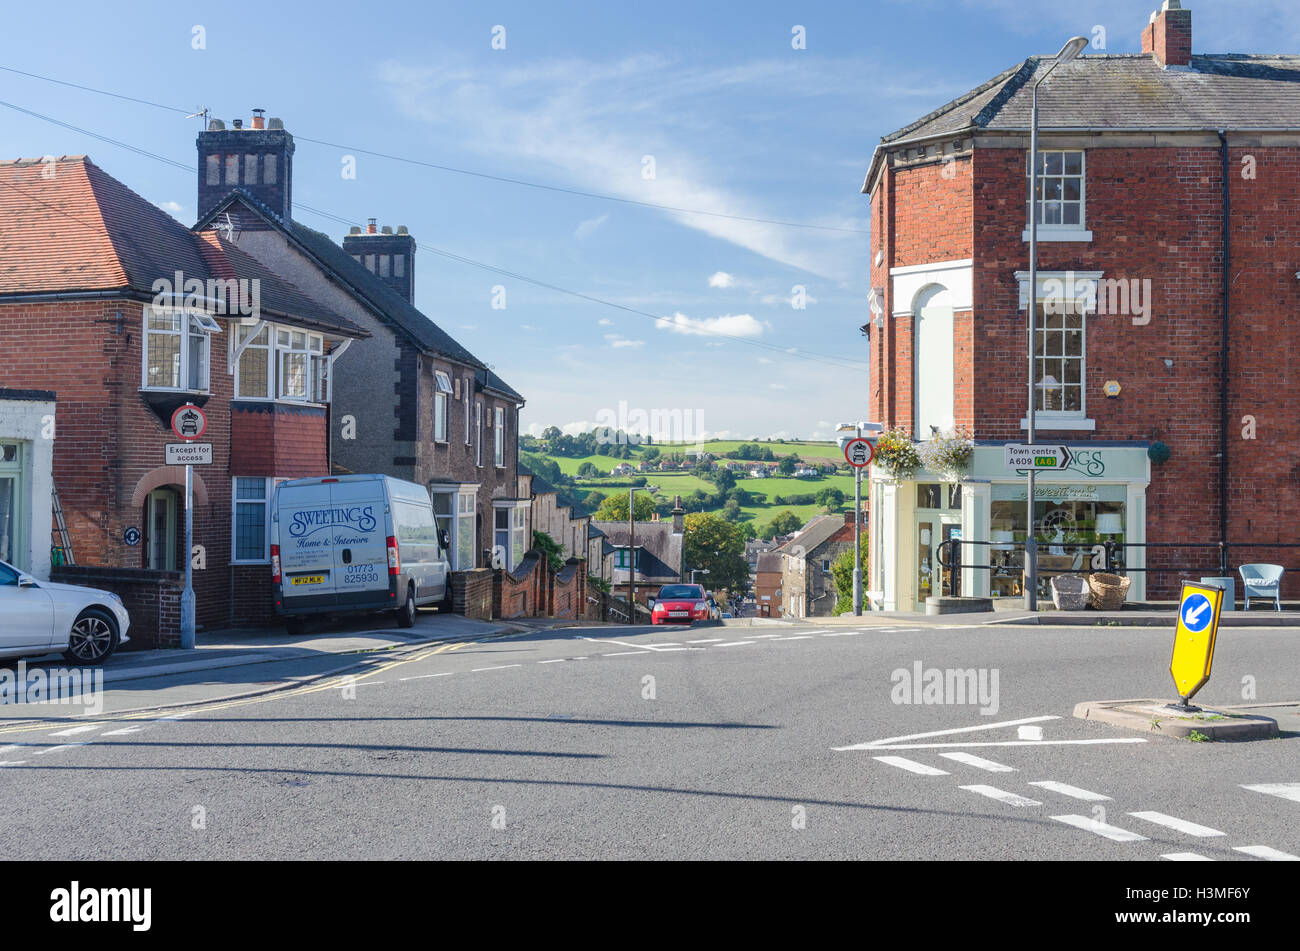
[0,156,365,645]
[861,2,1300,610]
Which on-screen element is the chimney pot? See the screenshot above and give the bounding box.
[349,226,361,235]
[382,225,393,234]
[232,118,243,130]
[367,218,377,234]
[251,109,265,130]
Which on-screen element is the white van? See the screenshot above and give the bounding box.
[270,475,451,632]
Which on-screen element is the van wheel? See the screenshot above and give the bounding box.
[284,617,306,636]
[395,584,417,628]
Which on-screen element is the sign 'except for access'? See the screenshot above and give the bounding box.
[1005,444,1072,471]
[165,442,213,466]
[1170,581,1224,702]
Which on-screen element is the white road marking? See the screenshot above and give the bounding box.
[156,712,195,719]
[101,727,145,736]
[1241,782,1300,804]
[686,638,724,644]
[398,672,455,680]
[821,631,864,637]
[1233,845,1299,861]
[772,635,814,641]
[872,755,949,776]
[940,752,1016,772]
[34,743,91,755]
[1051,815,1148,842]
[0,760,26,767]
[329,681,383,688]
[537,659,566,665]
[1128,811,1225,838]
[1028,781,1111,802]
[747,634,782,639]
[793,629,831,635]
[1018,725,1043,741]
[48,724,104,737]
[603,651,649,657]
[1163,852,1214,861]
[716,641,755,647]
[0,744,29,754]
[850,738,1147,751]
[836,715,1061,750]
[960,785,1041,807]
[470,665,522,672]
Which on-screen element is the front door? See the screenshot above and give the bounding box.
[916,515,962,601]
[144,488,177,570]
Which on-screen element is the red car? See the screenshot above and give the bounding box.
[651,584,713,625]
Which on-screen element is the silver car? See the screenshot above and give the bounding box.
[0,559,130,664]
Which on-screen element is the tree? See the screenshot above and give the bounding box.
[542,426,563,443]
[762,509,803,539]
[684,512,749,591]
[641,446,661,463]
[816,486,846,512]
[583,490,607,512]
[577,462,599,479]
[714,468,737,493]
[830,534,869,615]
[722,498,742,521]
[776,455,798,476]
[595,492,656,522]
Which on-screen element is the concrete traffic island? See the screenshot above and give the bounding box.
[1073,699,1284,740]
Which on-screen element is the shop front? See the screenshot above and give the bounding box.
[869,442,1150,611]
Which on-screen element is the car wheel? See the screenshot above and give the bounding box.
[395,584,417,628]
[63,608,118,665]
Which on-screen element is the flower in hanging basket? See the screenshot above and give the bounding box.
[918,428,974,479]
[873,428,922,479]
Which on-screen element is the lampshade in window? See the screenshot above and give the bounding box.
[1095,513,1123,536]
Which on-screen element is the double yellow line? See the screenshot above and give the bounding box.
[0,640,466,736]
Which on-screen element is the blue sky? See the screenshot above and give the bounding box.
[2,0,1293,440]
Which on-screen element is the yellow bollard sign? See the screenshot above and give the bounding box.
[1170,581,1224,704]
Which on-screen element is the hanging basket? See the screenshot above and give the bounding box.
[1087,572,1131,611]
[1050,574,1090,611]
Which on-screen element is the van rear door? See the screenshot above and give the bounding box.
[277,481,339,608]
[331,479,390,610]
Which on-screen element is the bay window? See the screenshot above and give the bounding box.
[232,477,283,563]
[492,502,527,570]
[143,309,218,392]
[430,487,479,570]
[233,323,328,403]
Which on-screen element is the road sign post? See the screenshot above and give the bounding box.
[1169,581,1224,711]
[844,436,875,616]
[169,403,208,650]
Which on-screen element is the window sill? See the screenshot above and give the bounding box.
[1021,229,1093,243]
[1020,417,1096,431]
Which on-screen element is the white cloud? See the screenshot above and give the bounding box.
[156,200,183,215]
[575,213,609,239]
[708,271,736,288]
[658,312,765,338]
[761,291,818,308]
[604,333,645,349]
[757,356,773,364]
[597,318,613,326]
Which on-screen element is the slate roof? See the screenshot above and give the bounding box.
[869,51,1300,189]
[779,515,845,559]
[756,552,782,574]
[591,520,684,583]
[195,191,526,405]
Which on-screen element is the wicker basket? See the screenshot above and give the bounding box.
[1051,574,1091,611]
[1087,572,1131,611]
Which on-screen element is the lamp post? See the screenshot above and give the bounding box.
[1025,35,1089,611]
[626,484,658,624]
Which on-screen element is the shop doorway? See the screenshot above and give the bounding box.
[915,482,961,602]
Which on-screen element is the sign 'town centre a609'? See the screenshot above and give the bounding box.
[1005,444,1073,472]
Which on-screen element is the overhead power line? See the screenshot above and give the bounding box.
[0,98,863,371]
[0,64,868,235]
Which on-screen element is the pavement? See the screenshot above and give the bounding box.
[0,615,1296,860]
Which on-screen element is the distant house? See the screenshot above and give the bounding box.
[592,499,686,605]
[658,460,678,471]
[749,467,769,479]
[794,465,819,479]
[753,552,783,618]
[780,513,865,618]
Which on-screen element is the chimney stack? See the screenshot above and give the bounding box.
[343,220,417,304]
[671,495,685,533]
[1141,0,1192,68]
[196,110,295,222]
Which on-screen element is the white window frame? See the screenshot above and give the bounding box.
[494,406,505,468]
[231,477,284,564]
[141,307,217,393]
[1023,149,1091,242]
[475,400,483,467]
[231,322,328,404]
[433,371,452,444]
[1016,271,1100,430]
[492,500,529,570]
[464,376,473,445]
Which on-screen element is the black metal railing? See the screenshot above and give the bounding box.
[935,538,1300,598]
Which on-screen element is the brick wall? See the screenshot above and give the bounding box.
[494,551,542,619]
[450,568,494,619]
[51,565,183,650]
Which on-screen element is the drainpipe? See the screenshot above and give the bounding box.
[1218,131,1230,575]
